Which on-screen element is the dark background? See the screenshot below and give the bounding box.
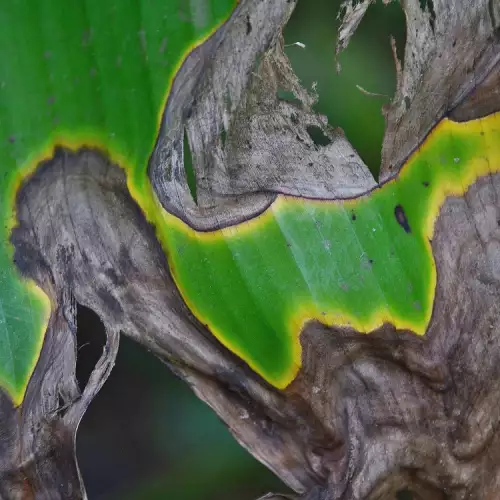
[76,1,406,498]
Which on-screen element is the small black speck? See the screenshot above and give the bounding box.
[395,204,411,233]
[368,258,374,265]
[422,181,429,187]
[246,15,252,35]
[351,212,357,221]
[308,162,313,167]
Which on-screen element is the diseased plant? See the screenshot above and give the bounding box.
[1,0,500,499]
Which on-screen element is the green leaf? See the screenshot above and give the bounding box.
[159,114,500,388]
[0,0,236,404]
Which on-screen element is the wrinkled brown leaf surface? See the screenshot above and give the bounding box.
[2,0,500,499]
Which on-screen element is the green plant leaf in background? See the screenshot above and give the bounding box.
[0,0,236,405]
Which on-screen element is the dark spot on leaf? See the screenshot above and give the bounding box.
[306,125,332,147]
[246,15,252,35]
[419,0,436,30]
[11,235,47,278]
[422,180,429,187]
[351,212,357,221]
[368,258,374,265]
[395,204,411,233]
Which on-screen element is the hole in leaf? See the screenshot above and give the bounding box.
[76,304,106,392]
[183,128,197,204]
[306,125,331,146]
[277,88,303,107]
[283,0,406,178]
[396,489,416,500]
[419,0,436,30]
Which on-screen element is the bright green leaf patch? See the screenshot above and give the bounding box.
[0,0,236,405]
[157,114,500,388]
